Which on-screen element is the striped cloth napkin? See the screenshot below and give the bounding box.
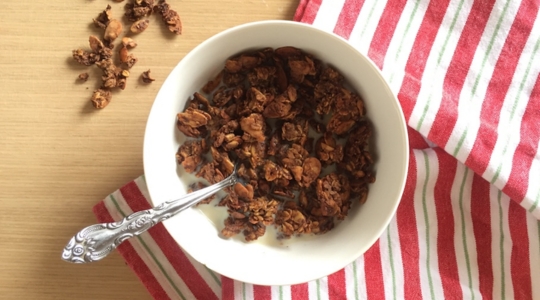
[93,0,540,299]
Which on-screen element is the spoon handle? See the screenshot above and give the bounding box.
[62,173,237,264]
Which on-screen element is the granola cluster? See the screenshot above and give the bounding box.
[176,47,375,241]
[71,0,182,109]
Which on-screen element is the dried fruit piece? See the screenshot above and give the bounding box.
[104,19,123,42]
[131,19,150,33]
[141,69,155,83]
[121,37,137,48]
[91,89,112,109]
[118,45,138,69]
[88,35,104,52]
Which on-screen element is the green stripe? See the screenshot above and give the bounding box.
[109,195,187,300]
[316,279,321,300]
[528,187,540,213]
[421,151,436,300]
[388,0,423,84]
[497,191,506,300]
[453,0,512,155]
[279,285,283,300]
[353,260,360,300]
[387,227,397,299]
[458,168,474,299]
[489,36,540,184]
[357,1,379,40]
[537,221,540,257]
[140,174,147,185]
[243,282,246,300]
[416,0,466,130]
[204,266,222,287]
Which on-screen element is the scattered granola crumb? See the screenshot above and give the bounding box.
[93,5,112,29]
[91,89,112,109]
[131,19,150,33]
[72,1,183,109]
[72,49,98,66]
[124,0,154,22]
[78,73,89,82]
[155,0,182,35]
[141,69,155,83]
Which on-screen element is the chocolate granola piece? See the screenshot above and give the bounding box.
[155,0,182,35]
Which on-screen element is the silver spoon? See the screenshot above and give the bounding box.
[62,169,238,264]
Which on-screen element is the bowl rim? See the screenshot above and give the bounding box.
[142,20,409,285]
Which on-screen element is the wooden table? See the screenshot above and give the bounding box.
[0,1,296,298]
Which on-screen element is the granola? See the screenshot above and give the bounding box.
[176,47,376,241]
[141,69,155,83]
[130,19,150,33]
[72,2,183,109]
[155,0,182,35]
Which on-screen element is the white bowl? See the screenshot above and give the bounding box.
[143,20,409,286]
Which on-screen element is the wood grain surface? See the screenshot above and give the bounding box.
[0,1,296,299]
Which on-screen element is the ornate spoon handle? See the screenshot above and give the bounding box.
[62,173,237,263]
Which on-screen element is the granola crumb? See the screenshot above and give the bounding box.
[93,5,112,29]
[141,69,155,83]
[91,89,112,109]
[155,0,182,35]
[78,73,89,82]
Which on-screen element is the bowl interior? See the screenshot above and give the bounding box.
[143,20,409,286]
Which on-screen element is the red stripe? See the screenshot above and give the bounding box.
[471,174,494,299]
[396,149,422,300]
[508,201,532,300]
[503,73,540,202]
[119,182,219,300]
[222,277,235,300]
[327,269,347,300]
[297,0,322,24]
[396,0,452,121]
[93,201,171,300]
[291,283,309,300]
[253,285,271,300]
[464,0,539,174]
[333,0,365,40]
[363,240,384,299]
[426,0,496,147]
[408,126,430,149]
[293,0,310,21]
[367,0,407,70]
[433,149,462,300]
